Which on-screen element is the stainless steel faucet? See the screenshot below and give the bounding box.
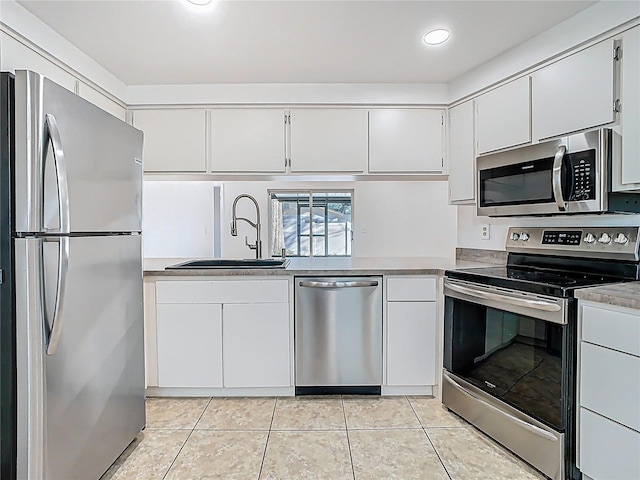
[230,194,262,259]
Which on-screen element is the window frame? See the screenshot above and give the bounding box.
[268,188,354,258]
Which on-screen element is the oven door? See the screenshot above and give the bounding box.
[443,278,572,480]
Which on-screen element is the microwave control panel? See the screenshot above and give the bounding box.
[568,150,596,201]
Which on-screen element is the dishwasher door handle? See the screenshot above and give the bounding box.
[299,280,379,289]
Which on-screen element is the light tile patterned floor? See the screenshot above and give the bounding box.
[101,396,546,480]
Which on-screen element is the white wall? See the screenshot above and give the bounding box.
[142,181,218,258]
[457,205,640,251]
[143,179,457,259]
[127,83,448,106]
[0,0,127,101]
[448,1,640,102]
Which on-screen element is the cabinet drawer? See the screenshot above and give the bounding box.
[386,277,436,301]
[582,304,640,356]
[156,279,289,304]
[156,281,213,303]
[579,408,640,480]
[580,341,640,431]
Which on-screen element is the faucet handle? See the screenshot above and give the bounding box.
[245,236,257,250]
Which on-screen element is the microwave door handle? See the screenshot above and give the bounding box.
[552,145,567,211]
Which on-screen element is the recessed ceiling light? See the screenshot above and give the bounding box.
[182,0,217,13]
[423,29,450,46]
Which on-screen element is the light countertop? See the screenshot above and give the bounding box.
[144,256,493,277]
[575,282,640,311]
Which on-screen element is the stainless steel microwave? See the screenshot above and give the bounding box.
[476,129,640,217]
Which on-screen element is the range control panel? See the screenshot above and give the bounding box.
[542,231,582,245]
[505,227,640,261]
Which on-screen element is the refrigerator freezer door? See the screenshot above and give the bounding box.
[14,70,143,234]
[15,235,145,480]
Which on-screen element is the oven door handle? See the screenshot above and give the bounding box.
[552,145,567,212]
[443,372,560,443]
[445,282,561,312]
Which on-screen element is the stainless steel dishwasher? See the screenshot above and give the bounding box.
[295,276,382,395]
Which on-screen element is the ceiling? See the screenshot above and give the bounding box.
[17,0,598,86]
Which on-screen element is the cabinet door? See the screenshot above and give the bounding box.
[448,101,476,203]
[369,109,444,173]
[78,82,126,121]
[0,32,77,92]
[386,301,436,386]
[133,109,206,172]
[156,303,223,388]
[617,26,640,190]
[289,109,367,173]
[211,109,286,173]
[532,39,615,141]
[223,303,290,388]
[476,76,530,154]
[579,408,640,480]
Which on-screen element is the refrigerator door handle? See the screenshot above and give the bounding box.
[44,114,70,234]
[45,236,69,355]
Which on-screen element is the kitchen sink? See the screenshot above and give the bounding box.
[165,258,290,270]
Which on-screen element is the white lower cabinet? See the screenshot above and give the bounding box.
[580,408,640,480]
[156,303,223,388]
[578,301,640,480]
[386,301,436,386]
[223,303,291,388]
[151,278,292,394]
[384,276,438,392]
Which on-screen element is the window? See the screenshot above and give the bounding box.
[269,191,353,257]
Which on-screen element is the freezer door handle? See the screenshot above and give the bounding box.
[299,280,379,288]
[44,114,70,234]
[45,236,69,355]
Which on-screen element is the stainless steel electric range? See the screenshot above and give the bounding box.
[443,226,640,480]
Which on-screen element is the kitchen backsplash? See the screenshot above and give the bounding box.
[142,179,458,259]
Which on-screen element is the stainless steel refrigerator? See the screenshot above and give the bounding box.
[0,70,145,480]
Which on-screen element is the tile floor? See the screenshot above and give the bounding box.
[101,396,546,480]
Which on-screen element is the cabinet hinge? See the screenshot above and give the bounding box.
[441,115,444,126]
[613,45,621,61]
[441,158,444,168]
[613,99,621,113]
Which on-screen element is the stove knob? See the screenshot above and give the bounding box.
[598,233,612,244]
[584,233,596,244]
[614,233,629,245]
[520,232,530,241]
[510,232,520,241]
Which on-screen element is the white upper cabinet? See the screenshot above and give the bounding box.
[210,109,286,173]
[133,109,207,173]
[615,26,640,191]
[368,109,444,173]
[448,101,476,204]
[77,82,126,121]
[0,33,77,92]
[476,76,531,154]
[532,38,616,141]
[289,109,368,173]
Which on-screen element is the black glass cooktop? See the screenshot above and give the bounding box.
[446,265,631,297]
